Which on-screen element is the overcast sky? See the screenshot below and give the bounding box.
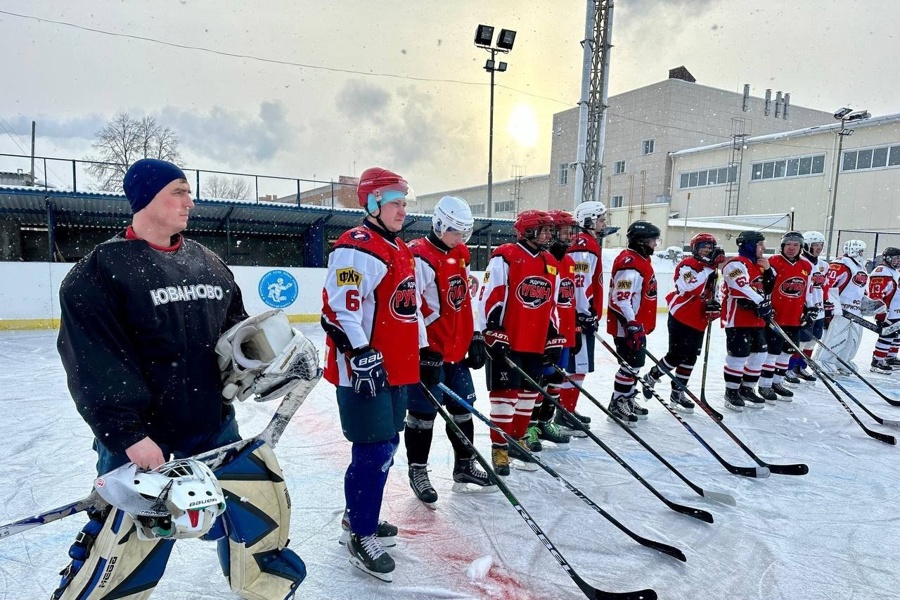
[1,0,898,195]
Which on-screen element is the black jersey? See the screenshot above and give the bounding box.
[57,232,248,454]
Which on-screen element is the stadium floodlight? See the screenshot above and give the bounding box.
[474,25,494,47]
[826,107,871,259]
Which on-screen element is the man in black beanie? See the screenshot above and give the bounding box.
[52,159,306,600]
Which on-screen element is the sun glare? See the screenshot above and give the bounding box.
[507,104,539,147]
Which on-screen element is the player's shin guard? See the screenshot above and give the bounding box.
[446,412,475,461]
[53,508,174,600]
[742,351,767,387]
[512,391,539,439]
[213,440,306,600]
[559,374,582,412]
[404,412,435,465]
[488,391,517,445]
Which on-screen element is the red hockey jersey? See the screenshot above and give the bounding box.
[769,254,813,326]
[409,236,474,364]
[607,249,658,336]
[553,253,578,347]
[568,232,604,318]
[666,256,716,332]
[868,264,900,319]
[322,224,424,387]
[720,256,768,328]
[477,241,558,354]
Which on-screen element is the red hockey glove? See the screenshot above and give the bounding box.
[623,321,646,353]
[483,328,511,360]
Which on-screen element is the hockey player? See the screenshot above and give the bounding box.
[321,167,424,581]
[867,247,900,373]
[54,159,305,600]
[555,200,609,436]
[814,239,870,375]
[756,231,816,402]
[788,231,831,382]
[641,233,725,411]
[477,209,562,473]
[606,220,661,423]
[720,231,776,411]
[403,196,495,507]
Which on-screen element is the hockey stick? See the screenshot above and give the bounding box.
[501,356,714,523]
[803,326,900,407]
[638,345,808,476]
[697,272,723,420]
[419,385,659,600]
[841,309,900,336]
[597,338,768,479]
[550,366,735,505]
[769,322,896,445]
[435,383,688,561]
[0,366,323,540]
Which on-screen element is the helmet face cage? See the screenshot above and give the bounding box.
[843,239,866,260]
[883,247,900,268]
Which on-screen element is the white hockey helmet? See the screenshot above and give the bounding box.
[432,196,474,243]
[94,459,226,541]
[574,200,607,229]
[843,239,866,260]
[803,231,825,246]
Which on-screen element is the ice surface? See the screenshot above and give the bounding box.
[1,325,899,599]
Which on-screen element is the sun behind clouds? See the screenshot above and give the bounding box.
[506,103,539,147]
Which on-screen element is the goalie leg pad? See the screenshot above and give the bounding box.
[53,508,174,600]
[214,440,306,600]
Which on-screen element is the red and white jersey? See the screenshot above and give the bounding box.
[607,249,658,336]
[567,232,603,318]
[553,253,578,347]
[769,254,813,326]
[322,224,426,387]
[477,241,558,354]
[666,256,716,332]
[409,236,474,364]
[826,256,868,316]
[868,264,900,319]
[804,252,831,311]
[720,256,768,328]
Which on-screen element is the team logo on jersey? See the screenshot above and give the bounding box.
[852,272,868,287]
[258,269,298,308]
[447,274,468,311]
[727,268,743,280]
[779,276,806,298]
[349,229,371,242]
[645,275,658,299]
[574,262,589,272]
[616,279,632,290]
[682,270,697,284]
[468,274,480,298]
[335,268,362,287]
[516,276,553,308]
[558,278,576,307]
[811,272,827,286]
[390,276,418,323]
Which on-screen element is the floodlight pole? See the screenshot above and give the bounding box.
[487,47,497,219]
[826,109,869,259]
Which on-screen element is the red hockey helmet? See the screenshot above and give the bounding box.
[690,233,724,266]
[547,210,577,246]
[514,210,553,248]
[547,209,576,227]
[356,167,412,214]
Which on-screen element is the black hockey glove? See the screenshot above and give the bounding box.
[573,327,584,355]
[576,311,599,335]
[704,299,722,322]
[823,300,835,328]
[754,299,773,322]
[419,349,444,387]
[624,321,646,353]
[464,332,488,370]
[599,226,620,239]
[348,346,387,397]
[800,306,819,327]
[483,328,511,361]
[543,334,567,366]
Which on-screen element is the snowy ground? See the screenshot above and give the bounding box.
[2,324,900,600]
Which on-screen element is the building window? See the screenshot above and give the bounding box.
[678,166,737,189]
[750,153,825,181]
[558,163,569,185]
[610,195,624,208]
[614,160,626,175]
[642,139,655,155]
[843,144,900,172]
[470,203,486,216]
[494,200,515,213]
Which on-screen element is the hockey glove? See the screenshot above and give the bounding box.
[576,311,599,335]
[704,299,722,322]
[800,306,819,327]
[754,299,774,322]
[348,346,387,397]
[419,349,444,387]
[624,321,646,353]
[464,332,488,370]
[543,334,567,365]
[483,328,511,360]
[823,300,835,328]
[573,328,584,355]
[599,226,620,239]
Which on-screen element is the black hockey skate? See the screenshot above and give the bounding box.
[340,512,398,548]
[608,393,639,426]
[537,420,571,445]
[887,357,900,367]
[523,426,543,453]
[772,383,794,400]
[871,359,893,375]
[640,371,660,399]
[724,388,745,412]
[573,410,591,425]
[347,532,395,582]
[626,393,649,420]
[452,458,498,493]
[739,386,766,409]
[757,386,778,404]
[553,410,588,437]
[669,389,695,413]
[794,366,817,382]
[409,464,438,508]
[782,371,801,385]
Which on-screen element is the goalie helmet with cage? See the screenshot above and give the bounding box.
[514,210,554,249]
[882,246,900,268]
[216,309,320,403]
[843,239,867,260]
[93,459,226,540]
[432,196,474,243]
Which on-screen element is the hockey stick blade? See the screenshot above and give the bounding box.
[841,309,900,335]
[765,463,810,475]
[0,493,98,539]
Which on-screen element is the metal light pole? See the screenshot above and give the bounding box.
[825,107,869,259]
[475,25,515,219]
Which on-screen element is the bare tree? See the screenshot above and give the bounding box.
[85,113,182,191]
[202,175,252,200]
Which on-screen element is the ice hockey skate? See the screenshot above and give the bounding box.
[340,512,398,548]
[508,438,539,471]
[491,445,510,477]
[553,410,588,437]
[871,359,893,374]
[740,385,766,408]
[536,420,571,447]
[451,458,498,493]
[607,393,639,427]
[724,388,745,412]
[757,386,778,404]
[640,371,659,399]
[626,392,649,420]
[347,532,395,582]
[669,389,695,413]
[408,464,438,508]
[772,383,794,400]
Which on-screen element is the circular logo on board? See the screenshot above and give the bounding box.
[259,269,298,308]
